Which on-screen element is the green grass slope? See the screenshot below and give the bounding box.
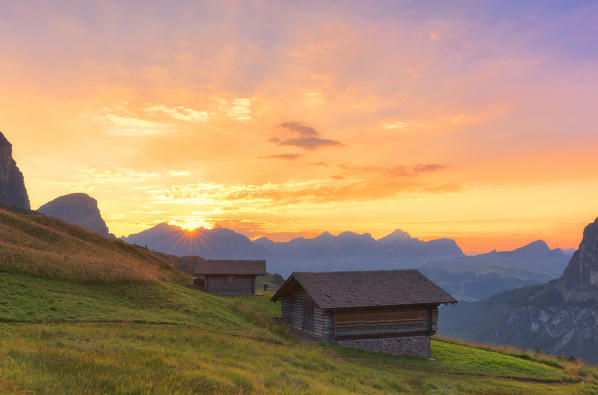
[1,208,598,394]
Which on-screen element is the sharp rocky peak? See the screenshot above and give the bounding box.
[557,217,598,296]
[0,131,30,210]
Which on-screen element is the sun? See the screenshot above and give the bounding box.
[169,217,214,231]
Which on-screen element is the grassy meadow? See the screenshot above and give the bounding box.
[1,208,598,394]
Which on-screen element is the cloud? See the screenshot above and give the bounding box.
[381,121,426,130]
[227,98,253,120]
[96,111,174,136]
[279,122,319,137]
[271,137,342,150]
[259,153,303,160]
[414,164,446,172]
[169,170,190,176]
[271,122,342,150]
[80,168,161,184]
[338,163,447,178]
[146,177,459,208]
[146,105,210,122]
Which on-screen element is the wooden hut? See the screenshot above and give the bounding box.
[192,260,266,295]
[271,270,456,358]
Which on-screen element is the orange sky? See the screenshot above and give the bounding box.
[1,1,598,253]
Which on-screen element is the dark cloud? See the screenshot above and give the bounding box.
[279,122,318,137]
[271,122,343,150]
[259,153,303,160]
[270,137,342,150]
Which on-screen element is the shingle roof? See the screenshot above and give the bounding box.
[271,270,456,309]
[193,260,266,275]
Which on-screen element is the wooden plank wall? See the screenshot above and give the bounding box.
[206,275,255,295]
[280,289,305,332]
[331,305,438,340]
[280,288,334,341]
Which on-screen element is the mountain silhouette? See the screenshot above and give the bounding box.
[122,225,464,275]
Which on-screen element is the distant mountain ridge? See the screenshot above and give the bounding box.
[123,224,464,276]
[421,240,570,301]
[439,216,598,363]
[38,193,112,237]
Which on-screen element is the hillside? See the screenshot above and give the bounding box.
[439,217,598,364]
[0,208,181,284]
[1,207,598,393]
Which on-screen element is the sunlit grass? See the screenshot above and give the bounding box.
[0,209,184,284]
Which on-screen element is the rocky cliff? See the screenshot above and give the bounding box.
[38,193,111,237]
[440,217,598,363]
[557,217,598,301]
[0,132,30,210]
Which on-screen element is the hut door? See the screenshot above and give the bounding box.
[303,300,315,332]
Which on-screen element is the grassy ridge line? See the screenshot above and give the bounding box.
[0,208,185,284]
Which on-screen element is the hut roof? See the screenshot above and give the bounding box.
[271,270,456,309]
[193,260,266,276]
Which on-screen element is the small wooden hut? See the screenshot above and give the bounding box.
[192,260,266,295]
[271,270,456,358]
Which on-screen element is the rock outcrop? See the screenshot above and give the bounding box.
[38,193,111,237]
[0,132,30,210]
[557,217,598,300]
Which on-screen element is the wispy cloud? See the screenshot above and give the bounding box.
[414,164,446,172]
[82,168,161,184]
[381,121,426,130]
[96,109,174,136]
[169,170,190,176]
[146,176,458,208]
[227,98,253,120]
[146,105,210,122]
[259,153,303,160]
[338,163,447,178]
[270,122,342,150]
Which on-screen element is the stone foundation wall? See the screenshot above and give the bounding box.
[337,336,431,358]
